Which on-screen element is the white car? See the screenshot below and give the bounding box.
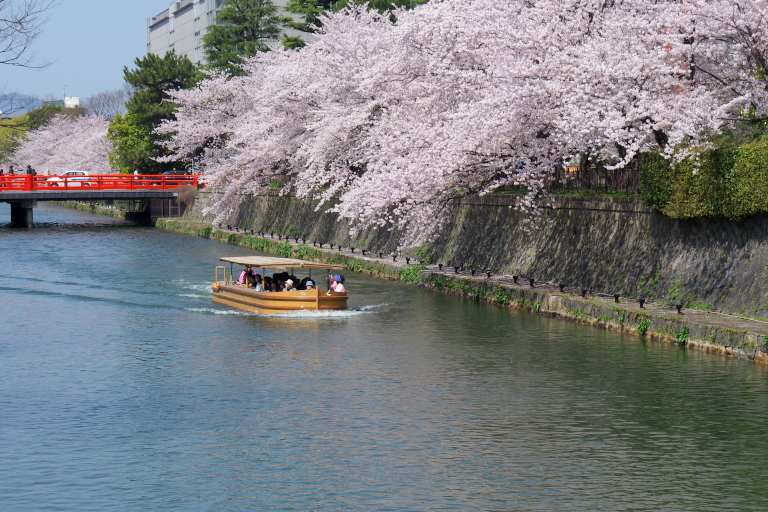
[46,170,92,187]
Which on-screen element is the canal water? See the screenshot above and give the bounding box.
[1,203,768,511]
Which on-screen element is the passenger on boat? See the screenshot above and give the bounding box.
[284,279,294,291]
[262,276,273,292]
[305,280,315,290]
[244,273,263,291]
[239,266,255,285]
[331,274,346,293]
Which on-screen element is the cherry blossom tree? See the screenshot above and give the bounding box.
[159,0,767,248]
[12,114,113,173]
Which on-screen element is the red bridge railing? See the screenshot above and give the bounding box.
[0,174,201,191]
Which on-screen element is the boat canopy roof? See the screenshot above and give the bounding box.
[219,256,345,270]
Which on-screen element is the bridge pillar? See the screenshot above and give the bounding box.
[10,200,36,228]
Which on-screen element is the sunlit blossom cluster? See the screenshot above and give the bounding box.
[12,114,113,174]
[160,0,767,248]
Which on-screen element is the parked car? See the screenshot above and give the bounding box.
[46,170,92,187]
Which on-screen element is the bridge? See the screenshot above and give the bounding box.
[0,174,201,227]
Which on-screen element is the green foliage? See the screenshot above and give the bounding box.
[107,114,155,173]
[203,0,292,75]
[566,306,588,319]
[639,152,673,209]
[281,34,306,50]
[721,137,768,218]
[414,244,434,264]
[344,258,381,276]
[398,264,426,283]
[196,226,212,238]
[108,51,199,173]
[284,0,335,33]
[675,326,690,346]
[637,318,652,335]
[251,237,275,252]
[533,300,542,312]
[494,287,511,304]
[27,104,63,130]
[0,115,27,163]
[639,135,768,219]
[276,241,294,258]
[294,244,320,261]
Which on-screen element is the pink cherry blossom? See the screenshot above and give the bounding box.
[13,114,113,174]
[159,0,766,248]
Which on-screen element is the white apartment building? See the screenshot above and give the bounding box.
[147,0,308,65]
[147,0,225,65]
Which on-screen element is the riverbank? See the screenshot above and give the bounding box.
[158,217,768,365]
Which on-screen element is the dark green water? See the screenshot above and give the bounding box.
[1,203,767,511]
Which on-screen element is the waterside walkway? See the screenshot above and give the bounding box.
[159,218,768,365]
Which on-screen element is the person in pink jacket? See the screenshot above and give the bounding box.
[331,274,346,293]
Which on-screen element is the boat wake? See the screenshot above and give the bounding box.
[184,307,255,316]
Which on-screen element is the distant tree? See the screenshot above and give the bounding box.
[107,51,199,174]
[0,0,56,68]
[83,88,129,118]
[0,1,56,117]
[12,114,113,173]
[26,103,85,130]
[203,0,291,75]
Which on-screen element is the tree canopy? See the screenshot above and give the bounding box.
[203,0,291,75]
[160,0,768,248]
[108,51,199,173]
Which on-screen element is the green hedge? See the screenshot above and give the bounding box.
[640,136,768,219]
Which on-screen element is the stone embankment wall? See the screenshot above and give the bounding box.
[185,190,768,319]
[157,217,768,364]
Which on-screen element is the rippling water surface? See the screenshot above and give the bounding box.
[2,203,768,511]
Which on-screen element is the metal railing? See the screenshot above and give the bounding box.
[0,174,201,191]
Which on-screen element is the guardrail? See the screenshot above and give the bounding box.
[0,174,201,191]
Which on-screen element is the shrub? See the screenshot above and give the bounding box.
[276,241,293,258]
[675,326,690,346]
[640,135,768,219]
[399,264,427,283]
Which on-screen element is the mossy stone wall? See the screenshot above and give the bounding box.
[185,191,768,318]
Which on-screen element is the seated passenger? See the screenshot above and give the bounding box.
[305,280,315,290]
[284,279,294,291]
[332,274,346,293]
[254,274,263,292]
[239,266,254,286]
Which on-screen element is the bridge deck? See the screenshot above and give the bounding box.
[0,190,184,201]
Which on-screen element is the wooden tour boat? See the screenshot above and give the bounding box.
[212,256,348,314]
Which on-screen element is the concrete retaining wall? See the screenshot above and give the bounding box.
[184,191,768,319]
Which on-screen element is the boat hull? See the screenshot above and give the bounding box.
[212,283,347,313]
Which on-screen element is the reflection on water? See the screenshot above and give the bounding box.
[1,203,768,511]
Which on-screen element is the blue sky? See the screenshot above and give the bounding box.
[2,0,172,101]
